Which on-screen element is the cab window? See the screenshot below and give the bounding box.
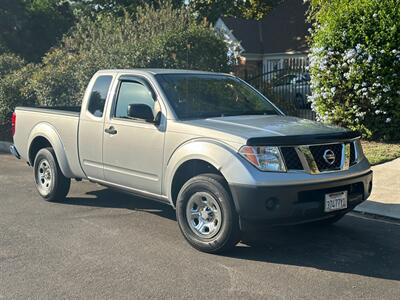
[114,81,155,119]
[87,76,113,118]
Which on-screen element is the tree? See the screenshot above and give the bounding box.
[0,53,26,77]
[71,0,278,23]
[26,2,231,108]
[0,0,75,62]
[190,0,279,23]
[70,0,183,17]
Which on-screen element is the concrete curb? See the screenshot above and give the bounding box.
[0,141,11,154]
[354,200,400,220]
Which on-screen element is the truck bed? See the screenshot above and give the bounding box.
[18,106,81,116]
[13,106,85,178]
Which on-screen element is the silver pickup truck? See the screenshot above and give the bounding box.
[10,69,373,253]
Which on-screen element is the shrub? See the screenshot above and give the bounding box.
[29,2,231,107]
[28,48,83,107]
[0,53,36,123]
[307,0,400,140]
[0,63,38,123]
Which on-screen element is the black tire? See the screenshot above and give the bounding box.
[33,147,71,202]
[310,213,345,226]
[176,174,241,253]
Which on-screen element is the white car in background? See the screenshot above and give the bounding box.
[270,73,311,109]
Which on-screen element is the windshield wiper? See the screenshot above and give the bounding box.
[179,110,277,120]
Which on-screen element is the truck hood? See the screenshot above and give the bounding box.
[182,115,351,143]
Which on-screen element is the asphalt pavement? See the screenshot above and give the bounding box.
[1,154,400,299]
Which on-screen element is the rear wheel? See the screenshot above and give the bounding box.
[176,174,241,253]
[34,147,70,201]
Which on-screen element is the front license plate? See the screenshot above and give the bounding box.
[324,191,348,212]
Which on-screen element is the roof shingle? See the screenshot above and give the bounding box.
[221,0,310,55]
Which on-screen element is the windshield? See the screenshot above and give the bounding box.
[156,74,281,120]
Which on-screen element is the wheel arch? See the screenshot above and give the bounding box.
[165,139,255,208]
[28,122,74,178]
[170,159,227,207]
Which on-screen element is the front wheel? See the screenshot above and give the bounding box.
[176,174,241,253]
[34,147,71,201]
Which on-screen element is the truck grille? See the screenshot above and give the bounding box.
[350,142,357,165]
[309,143,342,171]
[280,141,359,173]
[281,147,303,170]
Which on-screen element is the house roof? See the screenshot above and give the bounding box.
[220,0,310,55]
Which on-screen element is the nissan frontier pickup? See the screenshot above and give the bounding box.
[10,69,373,253]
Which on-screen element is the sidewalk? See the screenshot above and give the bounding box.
[355,158,400,220]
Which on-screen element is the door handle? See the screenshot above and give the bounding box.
[105,126,117,135]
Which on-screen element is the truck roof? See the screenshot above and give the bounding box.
[95,68,231,76]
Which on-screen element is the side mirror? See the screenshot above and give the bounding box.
[127,104,154,123]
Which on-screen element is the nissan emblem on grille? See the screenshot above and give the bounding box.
[323,149,336,165]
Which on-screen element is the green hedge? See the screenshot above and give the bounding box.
[308,0,400,140]
[0,63,38,123]
[0,53,38,123]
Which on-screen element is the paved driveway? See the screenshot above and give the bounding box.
[1,154,399,299]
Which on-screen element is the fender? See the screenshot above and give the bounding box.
[164,138,257,205]
[28,122,74,178]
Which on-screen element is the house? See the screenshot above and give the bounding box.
[215,0,310,79]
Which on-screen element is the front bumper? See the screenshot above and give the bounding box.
[230,170,373,231]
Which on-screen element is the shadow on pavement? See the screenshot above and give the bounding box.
[58,186,400,282]
[233,218,400,281]
[59,186,176,221]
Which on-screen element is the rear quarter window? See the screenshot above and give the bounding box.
[87,76,113,117]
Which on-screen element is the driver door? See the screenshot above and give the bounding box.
[102,76,165,195]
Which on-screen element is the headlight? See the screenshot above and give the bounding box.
[239,146,286,172]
